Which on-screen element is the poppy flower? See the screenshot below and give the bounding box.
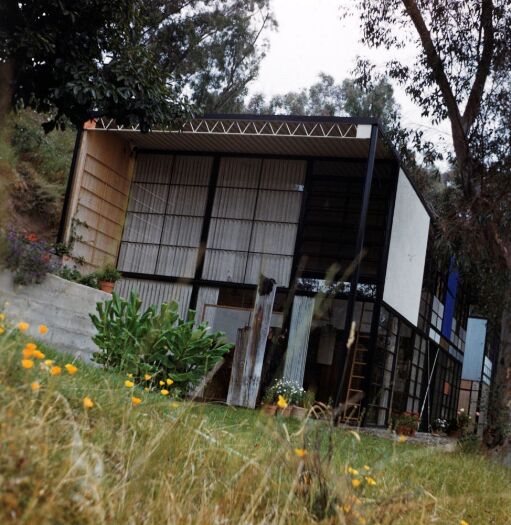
[22,359,34,369]
[38,324,48,335]
[124,380,134,388]
[17,322,29,332]
[50,366,62,376]
[83,397,94,409]
[160,389,169,396]
[131,397,142,406]
[65,363,78,375]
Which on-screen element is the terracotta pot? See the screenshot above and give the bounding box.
[448,429,460,438]
[99,280,115,293]
[396,425,416,437]
[291,406,309,420]
[261,404,278,416]
[278,406,293,418]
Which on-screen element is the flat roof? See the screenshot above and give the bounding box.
[91,115,396,161]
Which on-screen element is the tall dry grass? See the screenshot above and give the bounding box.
[0,316,510,524]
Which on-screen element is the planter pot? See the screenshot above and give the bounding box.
[448,429,460,438]
[99,280,115,294]
[291,406,309,420]
[395,426,416,437]
[261,404,278,416]
[278,406,293,418]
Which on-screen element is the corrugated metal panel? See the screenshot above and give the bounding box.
[255,190,302,222]
[283,295,315,384]
[172,155,213,185]
[203,250,247,282]
[250,222,298,255]
[128,183,169,214]
[207,219,252,251]
[166,186,208,216]
[260,159,307,190]
[122,213,164,244]
[161,216,203,247]
[218,157,261,188]
[115,278,192,318]
[245,253,293,286]
[211,188,257,220]
[195,287,219,323]
[156,246,198,278]
[117,243,159,273]
[134,154,174,183]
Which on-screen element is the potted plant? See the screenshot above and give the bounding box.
[431,417,448,435]
[95,263,121,293]
[262,379,306,418]
[448,409,472,438]
[393,411,420,436]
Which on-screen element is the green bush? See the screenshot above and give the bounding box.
[90,292,232,395]
[94,263,121,283]
[56,266,99,289]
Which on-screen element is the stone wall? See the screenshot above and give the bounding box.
[0,270,110,362]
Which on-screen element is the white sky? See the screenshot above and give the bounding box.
[248,0,453,161]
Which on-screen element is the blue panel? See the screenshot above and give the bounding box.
[441,262,458,339]
[462,318,487,380]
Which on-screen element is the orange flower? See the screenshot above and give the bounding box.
[83,397,94,409]
[50,366,62,376]
[131,396,142,406]
[26,233,38,242]
[294,448,307,458]
[17,322,29,332]
[64,363,78,375]
[22,347,34,358]
[25,342,37,351]
[33,350,45,359]
[351,479,362,488]
[144,374,152,381]
[22,359,34,369]
[31,382,41,392]
[38,324,48,335]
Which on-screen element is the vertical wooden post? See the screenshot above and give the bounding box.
[227,275,277,408]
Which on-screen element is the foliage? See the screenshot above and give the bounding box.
[431,418,448,433]
[56,266,99,289]
[90,292,232,393]
[263,378,306,406]
[449,409,473,434]
[1,229,56,285]
[94,263,121,283]
[392,411,420,431]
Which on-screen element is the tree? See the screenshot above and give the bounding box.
[346,0,511,460]
[0,1,273,130]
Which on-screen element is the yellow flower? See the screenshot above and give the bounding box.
[33,350,45,359]
[170,401,180,408]
[144,374,152,381]
[0,313,5,321]
[294,448,307,458]
[347,467,359,475]
[44,359,54,366]
[277,395,288,408]
[460,520,469,525]
[22,347,34,358]
[17,322,29,331]
[131,396,142,406]
[38,324,48,335]
[397,434,408,443]
[124,380,134,388]
[22,359,34,369]
[65,363,78,375]
[363,465,370,471]
[342,503,351,513]
[50,366,62,376]
[0,326,4,335]
[160,389,169,396]
[159,380,165,386]
[365,476,377,486]
[351,478,361,488]
[166,378,174,385]
[31,381,41,391]
[127,373,133,378]
[83,396,94,409]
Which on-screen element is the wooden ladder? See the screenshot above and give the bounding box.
[341,333,370,424]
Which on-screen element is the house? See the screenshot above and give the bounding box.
[58,114,474,429]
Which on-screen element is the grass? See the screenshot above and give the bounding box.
[1,319,510,524]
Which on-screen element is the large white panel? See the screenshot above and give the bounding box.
[156,246,198,278]
[250,222,298,255]
[134,155,174,183]
[383,170,430,326]
[202,249,247,282]
[122,213,164,244]
[161,216,203,247]
[128,183,169,213]
[207,218,252,251]
[255,190,302,222]
[217,157,261,188]
[171,155,212,186]
[260,159,306,190]
[244,253,293,287]
[211,188,257,219]
[117,243,159,274]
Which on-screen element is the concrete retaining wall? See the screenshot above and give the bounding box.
[0,270,110,362]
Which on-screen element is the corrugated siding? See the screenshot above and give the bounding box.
[203,250,247,282]
[245,253,293,286]
[211,188,257,220]
[195,287,219,323]
[134,155,174,183]
[117,244,159,274]
[115,278,192,318]
[249,222,298,255]
[217,157,261,187]
[122,213,164,244]
[156,246,198,278]
[207,219,252,251]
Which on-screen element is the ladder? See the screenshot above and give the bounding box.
[341,333,370,424]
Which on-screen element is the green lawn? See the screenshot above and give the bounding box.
[0,321,510,524]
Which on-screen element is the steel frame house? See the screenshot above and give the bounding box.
[59,114,471,428]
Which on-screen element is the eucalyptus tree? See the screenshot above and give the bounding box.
[345,0,511,458]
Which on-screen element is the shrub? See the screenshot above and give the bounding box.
[392,412,420,432]
[94,263,121,283]
[56,265,99,289]
[1,229,56,285]
[90,292,232,394]
[263,378,306,406]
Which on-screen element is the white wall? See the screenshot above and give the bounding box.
[383,170,430,326]
[0,271,110,362]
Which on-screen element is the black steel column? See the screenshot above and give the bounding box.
[189,155,221,310]
[360,161,400,423]
[334,124,379,409]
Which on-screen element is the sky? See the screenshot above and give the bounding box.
[248,0,453,161]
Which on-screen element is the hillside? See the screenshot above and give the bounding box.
[0,111,75,241]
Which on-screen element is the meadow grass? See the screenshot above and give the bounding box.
[0,322,510,524]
